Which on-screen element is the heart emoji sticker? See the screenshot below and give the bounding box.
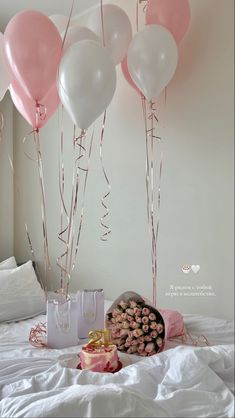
[191,265,200,274]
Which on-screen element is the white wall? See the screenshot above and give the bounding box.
[0,92,14,260]
[13,0,234,319]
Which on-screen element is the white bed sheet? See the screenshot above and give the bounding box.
[0,302,234,418]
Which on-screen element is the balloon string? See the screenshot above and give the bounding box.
[72,126,95,272]
[8,151,46,296]
[34,130,51,284]
[61,0,75,51]
[68,130,87,280]
[142,100,163,307]
[100,111,111,241]
[59,125,77,294]
[141,95,150,225]
[136,0,139,32]
[0,112,4,144]
[100,0,105,47]
[57,105,69,291]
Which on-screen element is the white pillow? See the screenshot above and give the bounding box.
[0,261,46,322]
[0,256,17,270]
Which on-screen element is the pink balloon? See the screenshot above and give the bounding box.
[121,56,140,95]
[146,0,191,45]
[10,79,60,130]
[4,11,62,101]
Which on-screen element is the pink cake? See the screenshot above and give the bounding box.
[80,344,119,372]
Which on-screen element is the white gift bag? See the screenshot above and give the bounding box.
[77,289,104,339]
[47,292,78,349]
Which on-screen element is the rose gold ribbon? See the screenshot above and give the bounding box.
[61,0,75,52]
[56,106,70,291]
[100,0,105,47]
[8,152,47,295]
[33,130,51,284]
[0,112,4,144]
[99,111,111,241]
[72,126,95,272]
[141,99,163,307]
[29,322,48,348]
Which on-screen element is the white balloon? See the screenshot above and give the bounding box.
[86,4,132,65]
[58,40,116,130]
[61,26,100,55]
[49,14,70,33]
[0,32,11,102]
[127,25,178,101]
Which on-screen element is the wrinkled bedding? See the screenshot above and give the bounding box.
[0,304,234,417]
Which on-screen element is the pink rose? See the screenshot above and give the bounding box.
[135,316,142,323]
[140,351,148,357]
[149,313,156,321]
[126,308,134,316]
[129,300,137,309]
[127,315,133,322]
[121,312,128,320]
[112,309,118,317]
[138,336,145,343]
[142,324,149,333]
[122,321,130,329]
[116,307,123,314]
[120,329,129,337]
[134,308,142,316]
[133,329,144,338]
[150,321,158,330]
[130,321,138,329]
[128,330,134,338]
[142,316,149,325]
[142,307,150,316]
[157,337,163,347]
[145,342,155,353]
[156,323,164,333]
[131,339,138,346]
[115,338,124,346]
[127,346,137,354]
[144,335,152,342]
[116,314,122,322]
[138,343,145,351]
[119,300,128,310]
[150,330,158,338]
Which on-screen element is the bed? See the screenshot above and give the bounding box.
[0,300,234,418]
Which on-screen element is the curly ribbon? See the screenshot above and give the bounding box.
[29,322,47,348]
[168,332,210,347]
[0,112,4,144]
[56,106,69,291]
[99,111,111,241]
[139,0,148,12]
[33,130,51,285]
[58,126,79,295]
[72,126,95,273]
[60,127,93,297]
[141,99,163,308]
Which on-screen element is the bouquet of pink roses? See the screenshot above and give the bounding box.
[106,292,165,356]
